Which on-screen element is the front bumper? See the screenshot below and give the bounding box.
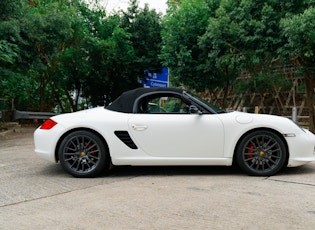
[286,129,315,167]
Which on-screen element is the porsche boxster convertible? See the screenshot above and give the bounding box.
[34,87,315,177]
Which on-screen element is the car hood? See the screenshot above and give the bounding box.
[222,111,305,135]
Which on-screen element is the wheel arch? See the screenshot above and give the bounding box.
[232,128,289,166]
[55,128,110,162]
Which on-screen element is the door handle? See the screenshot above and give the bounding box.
[132,124,148,131]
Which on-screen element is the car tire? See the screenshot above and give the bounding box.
[58,130,109,178]
[236,130,287,176]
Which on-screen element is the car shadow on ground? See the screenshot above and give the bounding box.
[106,165,244,178]
[38,162,315,178]
[39,164,244,178]
[38,163,72,178]
[104,163,315,178]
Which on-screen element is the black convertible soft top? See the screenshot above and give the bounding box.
[106,87,184,113]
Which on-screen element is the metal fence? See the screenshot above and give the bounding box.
[13,110,55,121]
[243,106,309,127]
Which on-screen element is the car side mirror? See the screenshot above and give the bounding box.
[189,105,202,115]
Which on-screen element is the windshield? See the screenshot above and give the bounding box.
[184,92,226,114]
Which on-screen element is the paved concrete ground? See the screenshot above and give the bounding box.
[1,129,315,229]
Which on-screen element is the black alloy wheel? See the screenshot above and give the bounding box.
[58,130,109,178]
[236,130,287,176]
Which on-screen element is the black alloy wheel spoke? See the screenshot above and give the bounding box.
[63,135,101,173]
[243,134,282,173]
[86,143,97,152]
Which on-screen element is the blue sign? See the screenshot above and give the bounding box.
[142,67,169,88]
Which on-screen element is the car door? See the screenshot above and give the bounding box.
[128,95,224,158]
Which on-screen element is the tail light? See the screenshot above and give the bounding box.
[40,119,57,130]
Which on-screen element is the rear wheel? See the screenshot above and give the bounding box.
[236,130,287,176]
[58,130,109,178]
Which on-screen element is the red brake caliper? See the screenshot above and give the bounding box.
[89,144,97,158]
[247,144,255,159]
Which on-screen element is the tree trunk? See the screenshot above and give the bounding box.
[65,90,76,112]
[222,80,230,109]
[52,85,65,113]
[39,80,46,112]
[305,75,315,133]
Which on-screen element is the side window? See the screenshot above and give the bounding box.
[138,95,190,114]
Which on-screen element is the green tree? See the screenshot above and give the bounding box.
[0,0,22,20]
[73,3,139,106]
[160,0,220,90]
[280,6,315,131]
[51,1,99,112]
[1,0,165,112]
[18,0,78,111]
[120,0,163,80]
[198,4,243,106]
[55,2,139,109]
[197,0,288,107]
[0,0,21,73]
[53,0,162,109]
[0,0,24,109]
[161,0,314,111]
[84,25,138,106]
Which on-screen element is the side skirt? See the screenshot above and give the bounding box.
[111,157,233,166]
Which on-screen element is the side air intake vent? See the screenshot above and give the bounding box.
[114,131,138,149]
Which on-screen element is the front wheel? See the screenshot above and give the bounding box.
[236,130,287,176]
[58,130,109,178]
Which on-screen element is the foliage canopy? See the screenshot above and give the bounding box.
[1,0,315,130]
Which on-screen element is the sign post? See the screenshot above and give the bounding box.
[141,67,169,88]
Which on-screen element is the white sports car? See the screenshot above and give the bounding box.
[34,87,315,177]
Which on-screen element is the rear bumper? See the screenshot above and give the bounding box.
[34,124,65,163]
